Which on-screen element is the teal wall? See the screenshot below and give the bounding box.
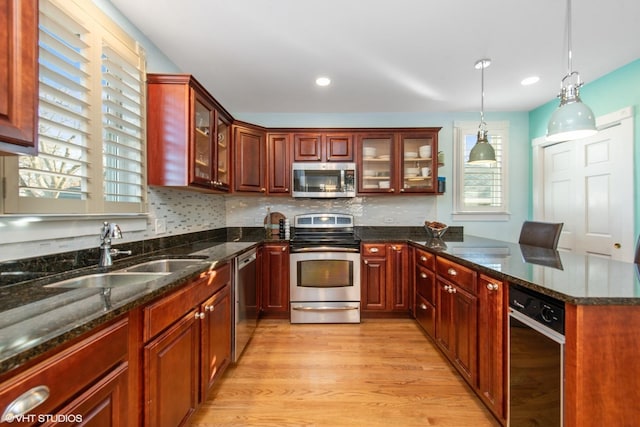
[529,59,640,232]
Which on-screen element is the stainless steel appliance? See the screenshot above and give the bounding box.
[291,162,356,198]
[289,213,361,323]
[509,284,565,426]
[233,248,258,362]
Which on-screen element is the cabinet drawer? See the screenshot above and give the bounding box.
[415,248,434,270]
[144,263,231,342]
[436,257,476,293]
[362,243,386,257]
[415,265,435,305]
[415,294,435,338]
[0,317,128,422]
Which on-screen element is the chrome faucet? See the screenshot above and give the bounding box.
[99,222,131,267]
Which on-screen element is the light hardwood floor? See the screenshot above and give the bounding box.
[190,319,499,427]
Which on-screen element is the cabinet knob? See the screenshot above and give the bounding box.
[1,385,50,422]
[389,188,395,193]
[447,268,457,276]
[420,256,427,262]
[364,259,369,265]
[205,305,214,312]
[399,188,405,192]
[486,282,499,291]
[195,312,205,320]
[260,188,266,193]
[285,188,289,192]
[420,272,427,279]
[419,303,427,310]
[369,247,379,253]
[281,246,286,252]
[450,287,457,294]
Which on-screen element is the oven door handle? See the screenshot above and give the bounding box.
[290,246,359,253]
[292,305,360,311]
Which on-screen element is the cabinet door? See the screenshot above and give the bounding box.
[415,293,436,339]
[214,113,231,190]
[0,0,38,155]
[415,264,435,306]
[452,287,478,384]
[144,311,199,427]
[388,244,409,311]
[361,256,387,311]
[52,363,129,426]
[435,280,454,357]
[192,95,215,187]
[293,133,322,161]
[201,284,231,399]
[325,133,354,161]
[398,132,438,193]
[267,133,291,194]
[477,275,506,422]
[234,125,266,193]
[358,133,396,194]
[261,243,289,317]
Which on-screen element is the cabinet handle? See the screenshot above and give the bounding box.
[391,245,397,250]
[2,386,50,422]
[364,259,369,265]
[195,312,205,320]
[419,303,427,310]
[260,188,266,193]
[389,188,395,193]
[447,268,457,276]
[281,246,286,252]
[486,282,499,291]
[443,285,450,292]
[285,188,289,192]
[205,305,214,312]
[420,272,427,279]
[369,247,379,253]
[420,256,427,262]
[450,286,457,294]
[399,188,405,192]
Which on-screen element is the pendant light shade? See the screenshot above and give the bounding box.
[546,0,597,142]
[468,58,496,164]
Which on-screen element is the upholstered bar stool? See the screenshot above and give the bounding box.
[518,221,564,250]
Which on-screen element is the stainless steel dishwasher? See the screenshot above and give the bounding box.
[233,248,258,362]
[509,284,565,426]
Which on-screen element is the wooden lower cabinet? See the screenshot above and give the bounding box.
[142,263,232,427]
[361,243,409,316]
[0,316,130,426]
[477,274,507,424]
[261,242,289,317]
[145,310,200,427]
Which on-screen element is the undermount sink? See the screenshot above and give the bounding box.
[119,258,209,273]
[45,272,170,289]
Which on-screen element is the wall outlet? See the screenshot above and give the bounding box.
[155,218,166,234]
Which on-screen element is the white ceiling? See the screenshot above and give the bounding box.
[110,0,640,116]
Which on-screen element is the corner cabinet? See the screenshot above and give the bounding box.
[233,123,267,193]
[147,74,232,192]
[357,128,441,195]
[361,242,410,316]
[0,0,38,155]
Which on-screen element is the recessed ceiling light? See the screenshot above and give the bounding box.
[521,76,540,86]
[315,77,331,87]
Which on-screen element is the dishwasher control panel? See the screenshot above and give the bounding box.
[510,284,565,334]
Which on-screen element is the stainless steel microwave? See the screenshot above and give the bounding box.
[291,162,356,198]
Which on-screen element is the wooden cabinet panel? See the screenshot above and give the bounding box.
[361,243,409,315]
[0,317,129,425]
[234,125,266,193]
[144,311,199,427]
[325,133,354,161]
[267,133,291,194]
[477,274,507,423]
[361,256,387,310]
[452,287,477,383]
[435,280,454,356]
[415,264,435,305]
[436,257,476,293]
[200,284,231,399]
[261,243,290,317]
[415,293,436,338]
[388,244,409,311]
[293,133,322,161]
[0,0,38,155]
[415,248,435,270]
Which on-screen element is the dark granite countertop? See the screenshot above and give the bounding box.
[0,240,257,376]
[409,235,640,305]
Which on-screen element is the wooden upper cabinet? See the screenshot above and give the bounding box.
[233,123,266,193]
[0,0,38,155]
[267,133,291,194]
[293,132,354,162]
[147,74,232,192]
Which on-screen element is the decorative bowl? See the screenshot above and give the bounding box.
[424,221,449,238]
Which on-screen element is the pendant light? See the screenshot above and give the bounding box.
[468,58,496,164]
[546,0,597,142]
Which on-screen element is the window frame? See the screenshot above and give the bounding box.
[452,120,510,221]
[1,0,147,216]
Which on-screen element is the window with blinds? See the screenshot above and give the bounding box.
[4,0,146,214]
[453,122,509,218]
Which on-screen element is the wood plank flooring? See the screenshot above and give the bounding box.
[189,319,499,427]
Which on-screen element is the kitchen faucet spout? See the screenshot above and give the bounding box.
[99,222,131,267]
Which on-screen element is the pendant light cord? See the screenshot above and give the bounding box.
[567,0,573,75]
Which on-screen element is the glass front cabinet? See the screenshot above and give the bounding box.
[358,129,439,194]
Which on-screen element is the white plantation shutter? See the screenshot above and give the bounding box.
[6,0,146,214]
[454,122,509,219]
[101,44,145,206]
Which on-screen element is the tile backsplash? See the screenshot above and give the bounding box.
[0,188,438,262]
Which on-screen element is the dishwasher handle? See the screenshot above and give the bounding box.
[237,250,257,270]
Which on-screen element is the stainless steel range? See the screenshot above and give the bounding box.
[289,213,361,323]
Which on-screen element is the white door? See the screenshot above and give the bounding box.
[534,107,634,262]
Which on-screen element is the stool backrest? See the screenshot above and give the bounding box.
[518,221,564,250]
